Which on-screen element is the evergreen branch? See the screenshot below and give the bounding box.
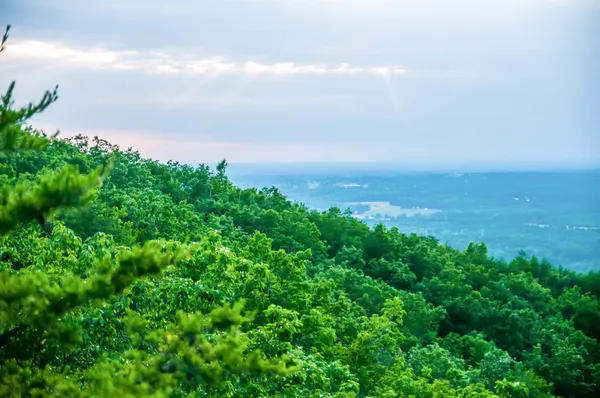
[0,166,101,235]
[0,25,9,53]
[0,241,188,350]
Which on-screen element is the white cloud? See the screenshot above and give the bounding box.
[4,39,407,77]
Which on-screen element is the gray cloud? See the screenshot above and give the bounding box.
[1,0,598,167]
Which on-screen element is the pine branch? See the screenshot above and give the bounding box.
[0,25,9,53]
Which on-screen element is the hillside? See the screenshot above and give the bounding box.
[2,31,600,397]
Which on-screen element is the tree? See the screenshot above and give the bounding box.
[0,25,293,397]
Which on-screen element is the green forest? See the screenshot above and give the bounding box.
[1,26,600,397]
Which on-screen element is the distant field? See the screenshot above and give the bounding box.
[229,169,600,273]
[346,201,441,219]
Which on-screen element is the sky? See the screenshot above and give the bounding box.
[1,0,599,169]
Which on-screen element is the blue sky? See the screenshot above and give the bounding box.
[1,0,598,168]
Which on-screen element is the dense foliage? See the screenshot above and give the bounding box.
[2,26,600,397]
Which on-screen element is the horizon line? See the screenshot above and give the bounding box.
[189,161,600,174]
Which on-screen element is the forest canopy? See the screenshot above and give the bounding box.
[1,26,600,397]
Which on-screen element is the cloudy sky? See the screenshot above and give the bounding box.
[1,0,598,168]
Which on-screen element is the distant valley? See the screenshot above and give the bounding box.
[229,169,600,272]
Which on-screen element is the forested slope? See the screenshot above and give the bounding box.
[1,27,600,397]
